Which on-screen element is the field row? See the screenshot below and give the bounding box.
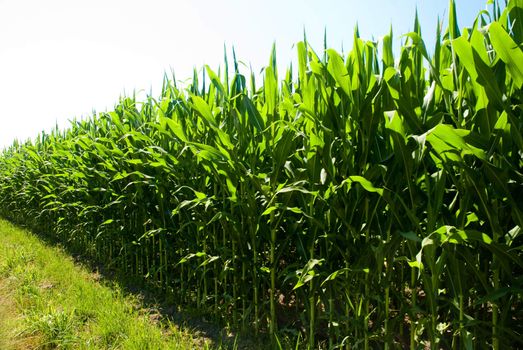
[1,1,522,348]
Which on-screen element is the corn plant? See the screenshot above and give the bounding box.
[0,0,522,348]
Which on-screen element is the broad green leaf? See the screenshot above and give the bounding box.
[382,27,394,68]
[326,49,351,97]
[383,67,400,100]
[242,95,264,131]
[161,117,187,142]
[385,110,406,141]
[191,96,217,127]
[452,35,503,108]
[427,124,486,162]
[489,21,523,88]
[340,175,384,196]
[205,65,226,97]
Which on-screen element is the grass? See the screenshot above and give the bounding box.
[0,218,207,349]
[0,279,35,350]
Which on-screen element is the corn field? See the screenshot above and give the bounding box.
[1,1,522,348]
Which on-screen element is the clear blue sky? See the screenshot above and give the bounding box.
[0,0,491,148]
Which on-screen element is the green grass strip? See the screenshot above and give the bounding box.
[0,218,205,350]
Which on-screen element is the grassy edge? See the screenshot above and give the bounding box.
[0,218,207,350]
[0,279,12,349]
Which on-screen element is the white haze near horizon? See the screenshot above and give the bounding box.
[0,0,488,149]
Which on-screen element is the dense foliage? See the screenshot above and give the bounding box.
[1,1,522,348]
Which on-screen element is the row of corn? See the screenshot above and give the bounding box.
[0,1,521,348]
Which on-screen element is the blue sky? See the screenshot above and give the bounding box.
[0,0,490,148]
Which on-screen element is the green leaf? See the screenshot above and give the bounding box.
[321,268,350,285]
[242,95,264,131]
[191,96,217,127]
[385,110,406,141]
[193,190,206,201]
[489,21,523,88]
[205,65,226,97]
[161,117,187,142]
[293,258,324,290]
[452,35,503,108]
[126,159,143,165]
[326,49,351,98]
[262,206,278,216]
[340,176,384,196]
[384,67,400,100]
[426,124,486,162]
[382,27,394,68]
